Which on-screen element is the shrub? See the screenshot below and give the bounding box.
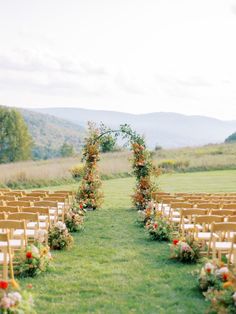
[158,159,190,172]
[70,164,84,180]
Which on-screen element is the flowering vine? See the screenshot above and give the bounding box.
[77,123,157,211]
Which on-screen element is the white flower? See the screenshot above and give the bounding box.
[55,222,66,231]
[8,292,22,305]
[204,262,215,274]
[34,229,46,243]
[31,244,39,256]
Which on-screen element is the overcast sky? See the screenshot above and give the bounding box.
[0,0,236,120]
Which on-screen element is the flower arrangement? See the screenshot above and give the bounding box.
[15,242,52,277]
[204,286,236,314]
[196,260,236,313]
[65,210,84,232]
[119,124,158,211]
[198,260,231,292]
[48,222,74,250]
[0,280,35,313]
[145,214,174,241]
[77,122,103,210]
[170,235,201,263]
[136,201,156,226]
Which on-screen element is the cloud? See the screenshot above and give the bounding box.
[114,73,145,95]
[0,48,111,97]
[0,48,108,76]
[231,4,236,15]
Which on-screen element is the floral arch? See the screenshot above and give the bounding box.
[77,122,157,211]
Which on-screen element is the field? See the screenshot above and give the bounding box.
[0,142,236,189]
[19,171,236,314]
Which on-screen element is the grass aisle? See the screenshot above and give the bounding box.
[21,178,207,314]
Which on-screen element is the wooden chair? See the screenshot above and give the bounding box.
[22,207,51,228]
[0,220,27,251]
[0,196,16,201]
[26,192,48,198]
[211,209,236,218]
[0,206,20,213]
[7,212,40,243]
[179,209,207,235]
[18,196,41,202]
[0,213,6,220]
[33,201,59,223]
[208,222,236,260]
[168,202,194,226]
[222,204,236,210]
[0,231,14,281]
[194,215,224,243]
[7,201,32,207]
[5,191,24,197]
[228,234,236,267]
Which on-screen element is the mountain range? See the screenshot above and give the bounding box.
[20,108,84,159]
[32,107,236,148]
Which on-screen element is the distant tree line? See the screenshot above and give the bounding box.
[0,107,33,163]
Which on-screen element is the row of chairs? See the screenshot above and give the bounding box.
[0,188,75,281]
[154,197,236,265]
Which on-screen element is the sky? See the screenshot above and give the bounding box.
[0,0,236,120]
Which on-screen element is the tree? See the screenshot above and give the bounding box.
[0,107,33,163]
[100,133,117,153]
[60,142,75,157]
[225,132,236,143]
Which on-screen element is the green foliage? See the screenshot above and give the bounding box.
[0,107,33,163]
[60,142,75,157]
[100,133,117,152]
[225,131,236,143]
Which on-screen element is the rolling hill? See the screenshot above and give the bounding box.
[33,107,236,148]
[19,108,85,159]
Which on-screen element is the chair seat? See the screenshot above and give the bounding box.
[14,229,35,237]
[183,223,203,230]
[0,239,25,248]
[27,222,47,229]
[195,232,211,240]
[0,252,10,263]
[208,242,236,250]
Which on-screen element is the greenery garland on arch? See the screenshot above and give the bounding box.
[77,122,157,210]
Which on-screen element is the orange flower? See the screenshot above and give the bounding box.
[223,281,233,289]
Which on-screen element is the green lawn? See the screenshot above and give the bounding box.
[20,171,236,313]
